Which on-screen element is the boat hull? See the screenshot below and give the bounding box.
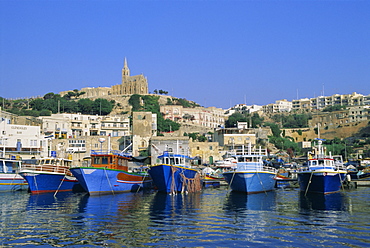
[19,172,78,194]
[223,171,276,194]
[0,173,28,192]
[298,171,347,194]
[148,164,200,194]
[70,167,153,195]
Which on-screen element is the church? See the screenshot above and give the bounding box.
[59,58,149,98]
[111,58,148,95]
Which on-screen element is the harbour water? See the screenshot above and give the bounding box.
[1,186,370,247]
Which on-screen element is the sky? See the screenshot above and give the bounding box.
[0,0,369,109]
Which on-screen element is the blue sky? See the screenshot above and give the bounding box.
[1,1,369,109]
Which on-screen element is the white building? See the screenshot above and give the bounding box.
[0,122,47,158]
[39,113,130,138]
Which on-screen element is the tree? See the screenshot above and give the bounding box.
[78,98,94,114]
[225,112,247,128]
[128,94,142,111]
[93,98,114,115]
[264,122,281,137]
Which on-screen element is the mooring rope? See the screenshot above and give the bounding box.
[104,167,115,195]
[54,174,66,197]
[304,172,314,196]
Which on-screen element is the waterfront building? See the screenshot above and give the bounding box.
[38,113,130,139]
[213,126,257,151]
[0,122,47,158]
[189,141,223,165]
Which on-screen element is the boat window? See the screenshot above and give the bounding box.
[93,157,100,164]
[5,161,14,173]
[238,157,244,162]
[170,158,175,165]
[101,157,109,164]
[318,160,324,165]
[311,161,317,166]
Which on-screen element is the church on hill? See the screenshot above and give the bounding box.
[111,58,148,95]
[59,58,149,98]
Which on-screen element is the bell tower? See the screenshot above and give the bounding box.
[122,57,130,81]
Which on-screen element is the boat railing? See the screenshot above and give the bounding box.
[21,163,71,175]
[91,150,132,157]
[233,149,268,156]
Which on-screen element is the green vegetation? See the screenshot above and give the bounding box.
[165,97,200,108]
[153,89,168,95]
[184,132,207,142]
[270,113,311,128]
[1,92,115,116]
[225,112,264,128]
[128,94,180,133]
[322,105,347,112]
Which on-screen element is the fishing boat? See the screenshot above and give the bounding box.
[201,166,223,188]
[70,150,152,195]
[222,145,276,194]
[148,151,201,194]
[0,158,28,191]
[297,138,347,195]
[19,157,79,194]
[214,157,237,169]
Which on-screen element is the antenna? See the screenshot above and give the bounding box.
[322,83,325,96]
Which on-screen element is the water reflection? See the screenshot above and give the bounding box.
[28,192,78,210]
[76,192,155,247]
[299,192,347,211]
[150,192,202,220]
[224,191,276,213]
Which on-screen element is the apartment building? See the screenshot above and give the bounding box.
[292,92,367,111]
[39,113,130,139]
[160,105,225,129]
[262,99,292,113]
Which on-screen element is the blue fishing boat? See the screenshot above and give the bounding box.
[19,157,79,194]
[0,158,28,191]
[298,138,347,195]
[222,145,277,194]
[148,151,201,194]
[70,150,152,195]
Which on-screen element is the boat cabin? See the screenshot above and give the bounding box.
[0,159,22,173]
[91,153,129,171]
[308,158,334,168]
[158,152,191,167]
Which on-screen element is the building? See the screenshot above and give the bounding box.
[292,92,367,112]
[0,122,47,159]
[262,99,292,113]
[39,113,130,139]
[60,58,149,98]
[225,104,263,116]
[348,105,370,123]
[132,112,157,157]
[111,58,148,95]
[160,105,225,129]
[213,127,257,151]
